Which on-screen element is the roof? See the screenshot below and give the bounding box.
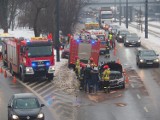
[13,93,37,99]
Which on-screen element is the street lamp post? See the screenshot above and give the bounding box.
[126,0,128,28]
[145,0,148,38]
[119,0,122,26]
[55,0,60,62]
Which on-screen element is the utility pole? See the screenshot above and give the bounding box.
[55,0,60,62]
[145,0,148,38]
[119,0,122,26]
[114,0,117,22]
[126,0,128,28]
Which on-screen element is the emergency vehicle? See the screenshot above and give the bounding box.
[68,35,101,68]
[88,29,107,54]
[85,22,99,30]
[3,37,55,81]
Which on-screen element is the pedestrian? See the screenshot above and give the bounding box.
[79,66,85,90]
[90,66,99,93]
[84,64,92,93]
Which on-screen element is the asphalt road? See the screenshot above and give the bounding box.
[0,70,55,120]
[76,42,160,120]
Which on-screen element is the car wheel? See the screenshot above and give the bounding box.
[20,69,27,82]
[122,82,125,89]
[138,63,142,68]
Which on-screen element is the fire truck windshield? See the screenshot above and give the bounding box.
[97,35,105,41]
[27,45,52,57]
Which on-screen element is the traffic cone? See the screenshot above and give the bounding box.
[125,75,129,84]
[0,67,2,73]
[116,58,121,64]
[12,76,16,84]
[4,70,7,78]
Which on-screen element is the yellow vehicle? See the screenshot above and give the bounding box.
[85,22,99,30]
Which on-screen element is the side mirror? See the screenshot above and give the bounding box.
[41,104,45,107]
[8,105,11,108]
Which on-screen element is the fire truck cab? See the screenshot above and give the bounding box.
[68,34,100,68]
[5,37,55,82]
[88,29,107,54]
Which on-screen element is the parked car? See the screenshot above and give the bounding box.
[116,30,130,43]
[136,49,159,68]
[61,44,70,59]
[124,33,141,47]
[8,93,45,120]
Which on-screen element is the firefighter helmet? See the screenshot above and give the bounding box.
[103,65,109,69]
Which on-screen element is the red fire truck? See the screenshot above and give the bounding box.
[68,35,101,68]
[4,37,55,81]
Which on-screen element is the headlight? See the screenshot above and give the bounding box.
[26,67,33,72]
[119,36,122,38]
[154,59,159,62]
[140,59,144,62]
[138,40,141,42]
[37,113,44,118]
[12,115,19,119]
[49,66,55,71]
[126,40,129,43]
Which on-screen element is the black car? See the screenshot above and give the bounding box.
[136,50,159,68]
[124,33,141,47]
[116,30,130,43]
[8,93,45,120]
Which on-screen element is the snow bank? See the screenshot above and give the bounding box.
[53,61,80,95]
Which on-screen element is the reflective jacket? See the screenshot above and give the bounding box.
[102,69,111,81]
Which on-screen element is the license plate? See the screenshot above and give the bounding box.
[147,62,153,64]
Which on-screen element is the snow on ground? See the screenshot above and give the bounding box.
[149,21,160,27]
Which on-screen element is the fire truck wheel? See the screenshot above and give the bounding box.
[20,69,27,82]
[10,65,14,76]
[47,74,53,81]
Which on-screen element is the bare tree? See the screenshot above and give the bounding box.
[0,0,9,32]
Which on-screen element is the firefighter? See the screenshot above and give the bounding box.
[84,64,92,93]
[90,66,99,93]
[105,44,110,58]
[102,65,111,93]
[89,57,96,69]
[79,65,85,90]
[108,32,113,49]
[75,56,81,78]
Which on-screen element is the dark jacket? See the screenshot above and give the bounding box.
[84,67,92,79]
[91,70,99,84]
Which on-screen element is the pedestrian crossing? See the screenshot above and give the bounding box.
[0,61,77,120]
[25,80,76,120]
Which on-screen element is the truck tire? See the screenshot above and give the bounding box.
[20,69,27,82]
[10,64,14,76]
[47,74,53,81]
[3,61,7,67]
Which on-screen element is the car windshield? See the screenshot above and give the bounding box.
[27,45,52,57]
[13,98,40,109]
[101,14,113,19]
[127,35,139,41]
[141,51,156,56]
[109,71,122,80]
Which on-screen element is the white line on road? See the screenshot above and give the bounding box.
[130,84,135,88]
[144,107,149,112]
[137,94,141,99]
